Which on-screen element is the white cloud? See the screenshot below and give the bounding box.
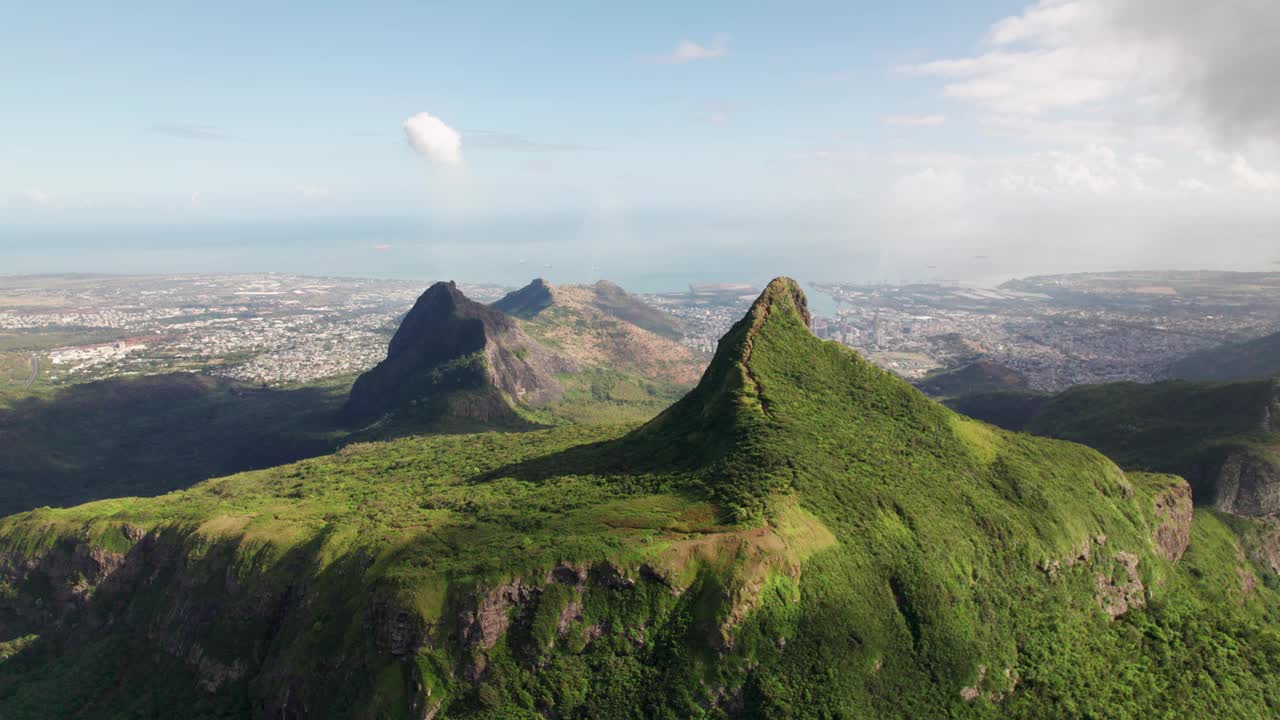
[652,34,728,64]
[903,0,1280,149]
[1178,177,1212,193]
[892,167,968,211]
[403,112,463,167]
[1107,0,1280,144]
[900,1,1167,116]
[23,189,54,206]
[295,184,332,199]
[1229,155,1280,191]
[885,114,946,128]
[897,0,1280,205]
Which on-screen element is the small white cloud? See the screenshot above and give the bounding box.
[403,112,463,167]
[892,167,968,212]
[885,114,947,128]
[23,189,54,206]
[653,34,728,64]
[1229,155,1280,190]
[296,184,332,199]
[1178,177,1212,193]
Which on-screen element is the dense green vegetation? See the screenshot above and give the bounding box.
[946,390,1049,430]
[1,279,1278,718]
[1169,328,1280,382]
[544,368,689,425]
[951,379,1280,504]
[916,359,1030,398]
[0,372,350,516]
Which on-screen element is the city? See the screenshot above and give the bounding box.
[5,271,1280,397]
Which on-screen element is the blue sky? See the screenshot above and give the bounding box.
[4,1,1280,287]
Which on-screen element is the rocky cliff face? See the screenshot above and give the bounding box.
[1214,450,1280,516]
[343,281,572,426]
[0,518,804,718]
[1153,481,1193,562]
[1264,381,1280,433]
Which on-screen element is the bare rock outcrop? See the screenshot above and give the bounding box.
[370,598,427,657]
[459,579,539,651]
[1152,480,1193,562]
[1214,450,1280,517]
[0,526,137,635]
[1096,552,1145,619]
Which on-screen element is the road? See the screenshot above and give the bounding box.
[22,355,38,389]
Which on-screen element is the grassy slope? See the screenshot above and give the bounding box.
[954,380,1280,502]
[0,280,1278,718]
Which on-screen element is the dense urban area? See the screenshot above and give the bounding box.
[0,274,507,389]
[3,270,1280,395]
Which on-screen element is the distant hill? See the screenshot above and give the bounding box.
[489,277,554,318]
[495,278,682,340]
[4,278,1279,717]
[915,358,1030,398]
[952,379,1280,516]
[492,279,705,423]
[345,279,704,430]
[343,281,572,430]
[1168,329,1280,382]
[0,280,700,517]
[945,390,1049,432]
[495,277,683,340]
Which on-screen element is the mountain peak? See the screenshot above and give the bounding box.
[745,276,811,331]
[343,281,568,427]
[620,277,865,515]
[491,278,554,319]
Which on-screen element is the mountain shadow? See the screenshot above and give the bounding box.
[0,373,345,516]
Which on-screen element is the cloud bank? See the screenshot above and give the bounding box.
[403,112,463,167]
[903,0,1280,149]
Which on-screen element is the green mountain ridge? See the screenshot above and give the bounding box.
[1168,328,1280,382]
[1,279,1279,718]
[950,378,1280,516]
[915,359,1031,399]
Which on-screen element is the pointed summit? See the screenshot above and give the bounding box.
[343,281,571,428]
[642,277,815,429]
[625,276,944,517]
[491,278,554,319]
